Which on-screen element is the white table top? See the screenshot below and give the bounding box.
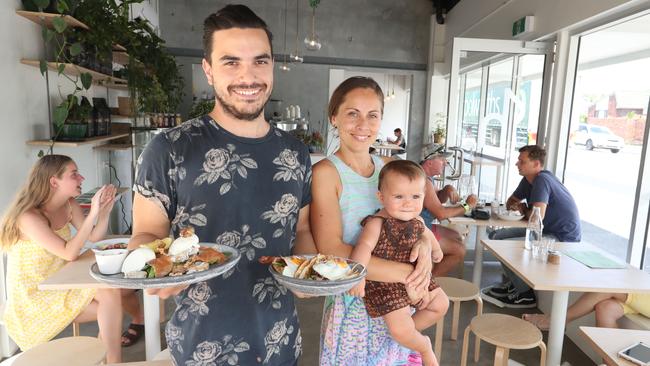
[372,143,404,150]
[448,209,529,228]
[481,240,650,293]
[579,326,650,366]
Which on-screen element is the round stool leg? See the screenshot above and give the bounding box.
[434,319,443,361]
[451,300,461,340]
[460,325,471,366]
[474,297,483,362]
[72,322,80,337]
[538,341,547,366]
[494,347,509,366]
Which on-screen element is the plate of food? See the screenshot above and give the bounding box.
[261,254,366,296]
[89,227,240,289]
[497,210,525,221]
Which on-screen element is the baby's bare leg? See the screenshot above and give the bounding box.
[384,307,438,366]
[413,287,449,332]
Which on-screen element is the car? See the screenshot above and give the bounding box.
[573,123,624,153]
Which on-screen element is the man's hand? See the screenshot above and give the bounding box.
[440,185,460,204]
[146,285,188,299]
[406,237,433,291]
[465,194,478,208]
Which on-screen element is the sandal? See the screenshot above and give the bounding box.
[522,313,550,331]
[121,323,145,347]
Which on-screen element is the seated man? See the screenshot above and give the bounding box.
[419,147,477,276]
[486,145,581,308]
[390,128,406,155]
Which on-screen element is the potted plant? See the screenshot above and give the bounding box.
[432,112,446,144]
[55,94,88,141]
[308,131,324,153]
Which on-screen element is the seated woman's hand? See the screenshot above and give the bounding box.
[406,236,433,291]
[348,278,366,297]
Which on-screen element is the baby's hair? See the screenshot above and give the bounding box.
[378,160,427,190]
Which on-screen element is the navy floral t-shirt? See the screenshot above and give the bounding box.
[134,115,312,365]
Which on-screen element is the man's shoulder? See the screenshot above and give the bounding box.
[270,128,310,155]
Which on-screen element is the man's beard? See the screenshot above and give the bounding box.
[215,87,270,121]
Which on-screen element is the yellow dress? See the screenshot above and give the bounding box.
[3,224,96,350]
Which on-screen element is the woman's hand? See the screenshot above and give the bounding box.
[98,185,117,217]
[146,285,188,299]
[89,185,109,218]
[406,236,433,291]
[348,278,366,298]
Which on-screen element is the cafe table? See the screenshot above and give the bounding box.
[447,207,528,285]
[38,239,163,361]
[371,143,404,156]
[579,326,650,366]
[481,239,650,366]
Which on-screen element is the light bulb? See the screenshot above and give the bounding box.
[279,63,291,71]
[289,54,304,63]
[304,35,322,51]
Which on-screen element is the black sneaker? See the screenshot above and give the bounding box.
[501,290,537,309]
[488,281,515,298]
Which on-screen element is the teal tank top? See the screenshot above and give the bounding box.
[327,154,384,246]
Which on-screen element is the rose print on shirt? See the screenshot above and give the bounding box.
[134,181,171,212]
[185,336,250,366]
[215,225,266,278]
[263,319,294,364]
[293,328,302,360]
[272,149,305,182]
[172,204,208,232]
[261,194,299,238]
[177,282,214,322]
[194,144,258,195]
[168,152,186,181]
[165,322,184,354]
[168,117,205,143]
[253,276,287,309]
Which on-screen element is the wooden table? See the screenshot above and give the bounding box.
[579,326,650,366]
[448,207,528,285]
[39,241,163,361]
[371,143,404,156]
[481,239,650,366]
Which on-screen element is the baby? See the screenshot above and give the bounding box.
[350,160,449,366]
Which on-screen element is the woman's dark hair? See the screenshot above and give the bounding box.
[203,4,273,63]
[328,77,384,119]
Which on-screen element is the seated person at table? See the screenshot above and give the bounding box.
[349,160,449,366]
[390,128,406,155]
[419,147,477,276]
[486,145,581,309]
[523,292,650,331]
[0,155,122,363]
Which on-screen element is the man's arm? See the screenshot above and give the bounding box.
[423,179,476,220]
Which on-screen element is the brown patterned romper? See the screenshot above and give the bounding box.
[361,215,439,318]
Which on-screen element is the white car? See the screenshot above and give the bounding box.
[573,124,624,153]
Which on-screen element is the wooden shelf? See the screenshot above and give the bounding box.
[113,44,127,52]
[26,132,130,147]
[103,81,129,91]
[93,143,133,151]
[16,10,89,30]
[21,59,127,85]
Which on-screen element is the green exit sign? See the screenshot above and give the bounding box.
[512,16,535,38]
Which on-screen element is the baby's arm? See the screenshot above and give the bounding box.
[417,217,443,263]
[348,217,383,297]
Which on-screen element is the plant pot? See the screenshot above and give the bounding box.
[118,96,134,117]
[434,135,445,144]
[55,124,88,141]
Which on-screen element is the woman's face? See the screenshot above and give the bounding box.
[52,162,84,197]
[331,88,382,153]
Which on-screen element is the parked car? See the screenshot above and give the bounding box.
[573,123,624,153]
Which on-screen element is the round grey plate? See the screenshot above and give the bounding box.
[89,243,240,289]
[269,256,367,296]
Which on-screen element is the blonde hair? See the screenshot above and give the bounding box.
[0,155,73,250]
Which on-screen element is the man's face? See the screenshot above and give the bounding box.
[422,157,446,177]
[515,151,541,177]
[201,28,273,121]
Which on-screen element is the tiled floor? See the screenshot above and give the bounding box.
[32,260,595,365]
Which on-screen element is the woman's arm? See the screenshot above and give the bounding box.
[310,160,414,284]
[88,185,116,242]
[291,205,317,255]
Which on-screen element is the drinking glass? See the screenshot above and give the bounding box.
[531,240,542,260]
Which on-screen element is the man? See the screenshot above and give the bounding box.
[129,5,315,364]
[389,128,406,155]
[419,147,477,276]
[485,145,581,308]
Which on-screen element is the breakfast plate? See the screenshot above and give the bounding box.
[497,211,525,221]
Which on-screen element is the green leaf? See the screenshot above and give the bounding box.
[52,17,67,34]
[57,0,70,13]
[37,150,45,158]
[80,73,92,90]
[39,60,47,76]
[57,63,65,74]
[53,104,69,125]
[70,42,82,57]
[41,27,54,43]
[33,0,49,11]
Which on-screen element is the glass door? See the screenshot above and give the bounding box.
[447,38,553,202]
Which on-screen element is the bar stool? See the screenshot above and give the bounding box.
[460,313,546,366]
[13,336,106,366]
[435,277,483,361]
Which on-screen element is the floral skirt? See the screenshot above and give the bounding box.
[319,294,422,366]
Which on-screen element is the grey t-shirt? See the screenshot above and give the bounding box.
[512,170,581,242]
[134,115,312,365]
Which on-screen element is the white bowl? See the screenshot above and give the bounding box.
[93,248,129,275]
[497,212,525,221]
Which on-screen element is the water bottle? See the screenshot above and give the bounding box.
[525,206,543,250]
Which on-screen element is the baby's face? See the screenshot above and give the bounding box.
[378,173,426,221]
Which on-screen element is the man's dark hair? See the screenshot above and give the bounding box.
[203,4,273,63]
[519,145,546,165]
[394,128,402,134]
[378,160,426,190]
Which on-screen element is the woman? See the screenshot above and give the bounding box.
[0,155,122,363]
[311,77,440,365]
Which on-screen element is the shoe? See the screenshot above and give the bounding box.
[488,281,515,298]
[121,323,144,347]
[501,290,537,309]
[480,287,505,308]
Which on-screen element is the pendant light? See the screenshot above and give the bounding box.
[289,0,304,63]
[304,0,322,51]
[279,0,291,71]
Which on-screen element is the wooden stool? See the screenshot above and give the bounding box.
[460,313,546,366]
[435,277,483,361]
[13,336,106,366]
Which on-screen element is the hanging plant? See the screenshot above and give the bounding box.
[308,0,320,8]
